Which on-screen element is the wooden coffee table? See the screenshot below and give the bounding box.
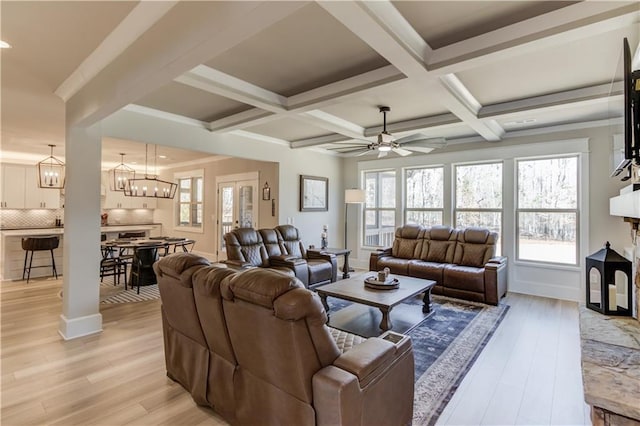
[316,273,436,336]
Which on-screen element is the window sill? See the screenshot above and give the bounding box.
[513,260,581,272]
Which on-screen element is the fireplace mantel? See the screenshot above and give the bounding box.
[610,185,640,219]
[579,306,640,425]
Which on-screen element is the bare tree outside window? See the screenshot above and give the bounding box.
[405,166,443,226]
[455,162,503,255]
[517,156,578,264]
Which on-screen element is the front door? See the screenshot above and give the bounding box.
[216,177,258,260]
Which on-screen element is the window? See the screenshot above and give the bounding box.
[175,171,203,230]
[516,156,578,265]
[363,170,395,247]
[454,162,502,254]
[405,166,443,226]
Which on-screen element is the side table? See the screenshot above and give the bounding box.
[309,247,352,279]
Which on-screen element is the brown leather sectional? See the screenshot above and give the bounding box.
[154,253,415,426]
[370,225,507,305]
[224,226,337,288]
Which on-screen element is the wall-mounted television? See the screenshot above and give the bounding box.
[611,38,640,182]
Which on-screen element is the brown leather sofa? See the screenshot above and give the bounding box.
[154,253,415,426]
[370,224,507,305]
[224,227,337,288]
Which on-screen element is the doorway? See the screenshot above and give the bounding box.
[216,172,259,261]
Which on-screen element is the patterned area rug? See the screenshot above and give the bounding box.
[326,295,509,426]
[99,279,160,304]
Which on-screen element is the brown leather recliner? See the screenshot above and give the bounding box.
[155,253,415,426]
[223,228,308,282]
[153,253,212,405]
[275,224,337,288]
[221,267,415,426]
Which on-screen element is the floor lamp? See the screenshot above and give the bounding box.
[344,189,365,272]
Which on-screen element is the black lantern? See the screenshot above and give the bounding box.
[586,242,632,316]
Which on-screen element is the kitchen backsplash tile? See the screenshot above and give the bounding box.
[1,208,154,229]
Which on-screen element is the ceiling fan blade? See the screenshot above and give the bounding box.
[377,150,388,158]
[392,147,412,156]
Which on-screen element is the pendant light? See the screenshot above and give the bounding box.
[108,153,136,191]
[36,144,65,189]
[123,144,177,199]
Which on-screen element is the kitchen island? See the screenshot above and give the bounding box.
[0,224,162,281]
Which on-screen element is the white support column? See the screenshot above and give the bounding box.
[59,123,103,340]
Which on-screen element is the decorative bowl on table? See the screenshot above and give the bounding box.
[364,275,399,290]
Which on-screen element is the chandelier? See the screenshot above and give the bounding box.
[37,144,65,189]
[108,153,136,191]
[123,144,177,199]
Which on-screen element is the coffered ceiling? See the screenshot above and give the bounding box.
[1,1,639,163]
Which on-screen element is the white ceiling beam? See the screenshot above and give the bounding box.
[320,0,503,141]
[290,134,348,149]
[205,65,405,132]
[296,110,365,140]
[176,65,288,113]
[123,104,209,129]
[364,113,459,137]
[55,1,179,102]
[229,130,290,147]
[429,2,640,73]
[480,81,624,118]
[67,1,307,127]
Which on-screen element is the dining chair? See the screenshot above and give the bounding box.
[100,245,127,288]
[130,245,159,294]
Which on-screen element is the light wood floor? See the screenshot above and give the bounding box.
[1,277,590,425]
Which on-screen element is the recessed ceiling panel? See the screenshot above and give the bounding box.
[135,82,251,122]
[457,25,640,106]
[1,1,138,89]
[245,117,331,141]
[393,1,577,49]
[205,2,389,96]
[320,79,449,128]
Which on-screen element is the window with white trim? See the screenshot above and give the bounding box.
[454,162,503,255]
[175,170,203,230]
[516,155,578,265]
[404,166,443,226]
[363,170,395,247]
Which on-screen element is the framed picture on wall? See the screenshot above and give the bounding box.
[300,175,328,212]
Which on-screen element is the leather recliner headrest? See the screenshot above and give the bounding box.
[233,228,262,245]
[429,225,454,241]
[260,228,281,244]
[221,268,303,308]
[276,224,299,241]
[155,253,211,278]
[395,224,423,239]
[463,227,490,244]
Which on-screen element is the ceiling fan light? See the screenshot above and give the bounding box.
[378,145,392,152]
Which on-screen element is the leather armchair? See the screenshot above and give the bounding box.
[275,224,337,288]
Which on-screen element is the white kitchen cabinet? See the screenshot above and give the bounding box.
[0,164,26,208]
[24,167,61,208]
[104,189,157,209]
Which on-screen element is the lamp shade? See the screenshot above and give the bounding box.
[345,189,365,204]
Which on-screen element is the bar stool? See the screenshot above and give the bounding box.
[22,236,60,283]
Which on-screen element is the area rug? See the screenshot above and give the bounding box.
[326,295,509,426]
[99,280,160,304]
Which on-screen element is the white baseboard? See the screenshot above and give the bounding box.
[509,279,580,302]
[58,313,102,340]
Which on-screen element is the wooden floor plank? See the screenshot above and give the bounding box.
[2,277,589,425]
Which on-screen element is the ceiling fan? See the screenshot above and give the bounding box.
[337,106,446,158]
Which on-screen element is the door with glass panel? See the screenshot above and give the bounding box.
[217,179,258,260]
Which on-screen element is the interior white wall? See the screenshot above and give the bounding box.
[343,125,629,302]
[102,110,344,248]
